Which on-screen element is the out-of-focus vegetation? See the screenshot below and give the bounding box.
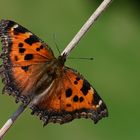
[0,0,140,140]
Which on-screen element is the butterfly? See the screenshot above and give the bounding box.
[0,19,108,126]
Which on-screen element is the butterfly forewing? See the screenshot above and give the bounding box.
[0,20,55,102]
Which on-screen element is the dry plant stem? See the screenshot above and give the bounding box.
[0,104,27,139]
[0,0,112,139]
[61,0,112,57]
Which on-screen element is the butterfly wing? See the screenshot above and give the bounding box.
[0,19,55,103]
[30,67,108,125]
[0,19,108,125]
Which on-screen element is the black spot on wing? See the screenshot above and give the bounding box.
[66,104,71,107]
[73,95,78,102]
[40,45,43,49]
[74,80,78,85]
[18,43,24,47]
[24,54,33,60]
[65,88,72,97]
[36,45,44,51]
[15,56,18,61]
[79,97,84,102]
[76,77,80,81]
[21,65,30,72]
[24,35,39,45]
[19,48,26,53]
[36,48,40,51]
[13,25,27,35]
[80,79,91,96]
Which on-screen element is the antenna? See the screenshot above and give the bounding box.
[68,57,94,60]
[53,34,61,55]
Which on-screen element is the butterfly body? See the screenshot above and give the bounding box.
[0,19,108,125]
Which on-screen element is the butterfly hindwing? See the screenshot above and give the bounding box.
[0,19,55,103]
[30,67,108,125]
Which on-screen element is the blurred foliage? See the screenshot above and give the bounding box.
[0,0,140,140]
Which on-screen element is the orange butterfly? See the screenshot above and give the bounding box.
[0,19,108,126]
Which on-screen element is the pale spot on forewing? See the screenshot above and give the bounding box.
[13,24,19,29]
[90,87,94,94]
[11,24,19,31]
[31,81,54,104]
[11,24,32,36]
[96,100,103,108]
[99,100,102,106]
[96,105,99,108]
[28,32,32,35]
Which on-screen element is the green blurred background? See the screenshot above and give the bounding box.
[0,0,140,140]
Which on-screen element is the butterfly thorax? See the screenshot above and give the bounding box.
[35,55,65,92]
[45,55,65,75]
[57,55,66,67]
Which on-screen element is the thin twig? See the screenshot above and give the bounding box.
[0,0,112,139]
[0,104,27,139]
[61,0,112,57]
